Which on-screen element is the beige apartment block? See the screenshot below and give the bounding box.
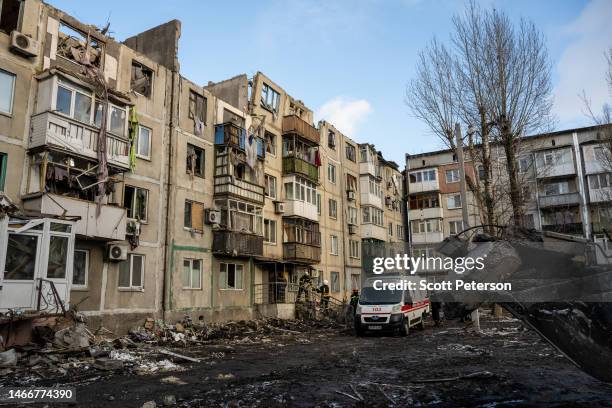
[0,0,409,331]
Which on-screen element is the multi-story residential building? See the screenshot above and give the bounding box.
[404,125,612,258]
[0,1,407,331]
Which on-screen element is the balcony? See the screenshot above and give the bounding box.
[361,224,387,241]
[22,193,126,240]
[409,179,439,194]
[590,188,612,204]
[538,192,581,208]
[360,192,383,209]
[408,207,444,220]
[283,157,319,183]
[284,199,318,221]
[282,115,320,145]
[214,122,264,158]
[29,112,130,170]
[214,175,265,205]
[360,161,381,178]
[411,231,445,244]
[542,223,584,235]
[212,230,264,257]
[283,243,321,264]
[592,222,612,234]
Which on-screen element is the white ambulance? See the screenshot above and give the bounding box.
[354,276,430,336]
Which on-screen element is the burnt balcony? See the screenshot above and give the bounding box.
[282,156,319,183]
[538,192,581,208]
[214,175,265,205]
[283,243,321,264]
[282,115,320,145]
[215,122,264,159]
[213,230,264,257]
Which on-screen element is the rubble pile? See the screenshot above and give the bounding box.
[0,315,344,387]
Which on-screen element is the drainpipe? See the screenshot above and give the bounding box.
[573,132,590,238]
[404,153,412,257]
[162,66,179,319]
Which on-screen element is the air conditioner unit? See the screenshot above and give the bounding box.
[348,224,357,235]
[347,190,355,201]
[107,242,128,261]
[274,201,285,214]
[10,31,40,58]
[126,220,141,236]
[205,209,221,225]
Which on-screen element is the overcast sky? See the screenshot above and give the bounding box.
[49,0,611,164]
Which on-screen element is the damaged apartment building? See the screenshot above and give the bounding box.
[0,0,406,333]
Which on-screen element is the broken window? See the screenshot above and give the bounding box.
[47,235,68,279]
[4,233,38,280]
[124,185,148,222]
[186,144,204,177]
[131,61,153,97]
[260,83,280,112]
[0,0,21,34]
[265,131,276,155]
[184,200,204,232]
[219,263,244,290]
[0,69,15,114]
[345,143,356,162]
[72,249,89,288]
[189,90,206,121]
[57,22,102,67]
[118,253,144,289]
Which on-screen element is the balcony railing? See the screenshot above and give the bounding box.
[254,282,299,305]
[408,207,443,220]
[283,242,321,264]
[282,157,319,183]
[411,231,445,244]
[538,192,581,208]
[214,122,264,158]
[214,175,265,204]
[30,112,130,169]
[542,223,584,235]
[592,222,612,234]
[282,115,320,145]
[213,230,264,257]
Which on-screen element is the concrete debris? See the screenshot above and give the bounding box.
[160,376,187,385]
[162,394,177,406]
[141,401,157,408]
[54,323,91,349]
[0,349,18,367]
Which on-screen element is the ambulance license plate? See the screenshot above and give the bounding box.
[369,325,382,330]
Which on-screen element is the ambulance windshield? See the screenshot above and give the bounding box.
[359,286,403,305]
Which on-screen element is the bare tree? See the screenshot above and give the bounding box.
[406,2,554,228]
[406,38,459,149]
[481,9,554,226]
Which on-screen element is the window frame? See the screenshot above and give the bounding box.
[219,262,244,290]
[265,174,277,199]
[447,194,462,209]
[328,163,337,184]
[136,124,152,160]
[118,253,145,290]
[330,271,340,292]
[330,235,339,256]
[264,218,277,245]
[188,90,206,123]
[186,143,205,178]
[124,185,149,223]
[345,143,356,162]
[445,169,460,183]
[328,198,338,219]
[349,239,360,259]
[71,248,89,290]
[182,258,203,290]
[0,68,16,115]
[130,60,154,98]
[261,83,280,112]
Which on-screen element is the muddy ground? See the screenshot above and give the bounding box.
[5,314,612,407]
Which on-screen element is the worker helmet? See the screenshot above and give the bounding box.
[323,279,329,285]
